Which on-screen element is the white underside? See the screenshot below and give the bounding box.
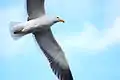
[10,18,45,40]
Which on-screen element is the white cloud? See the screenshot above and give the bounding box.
[60,17,120,52]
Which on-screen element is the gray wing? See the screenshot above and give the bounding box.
[26,0,45,20]
[27,0,73,79]
[33,29,73,80]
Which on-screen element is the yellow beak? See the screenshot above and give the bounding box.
[59,19,65,23]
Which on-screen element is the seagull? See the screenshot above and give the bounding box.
[10,0,73,80]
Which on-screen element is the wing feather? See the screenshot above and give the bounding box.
[27,0,45,20]
[33,29,73,80]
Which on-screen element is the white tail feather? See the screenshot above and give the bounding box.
[9,22,25,40]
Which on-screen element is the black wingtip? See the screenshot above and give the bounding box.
[61,69,73,80]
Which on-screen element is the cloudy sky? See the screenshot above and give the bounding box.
[0,0,120,80]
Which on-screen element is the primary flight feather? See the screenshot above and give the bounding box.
[10,0,73,80]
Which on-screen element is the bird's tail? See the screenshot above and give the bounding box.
[9,22,25,40]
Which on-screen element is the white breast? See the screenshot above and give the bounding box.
[10,16,54,40]
[22,16,53,33]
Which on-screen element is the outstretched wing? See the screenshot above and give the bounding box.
[26,0,73,80]
[33,29,73,80]
[26,0,45,20]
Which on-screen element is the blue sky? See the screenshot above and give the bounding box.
[0,0,120,80]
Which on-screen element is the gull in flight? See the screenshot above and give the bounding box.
[10,0,73,80]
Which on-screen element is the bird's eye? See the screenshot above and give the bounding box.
[57,17,59,18]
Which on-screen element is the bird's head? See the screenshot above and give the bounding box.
[42,16,65,26]
[53,16,65,23]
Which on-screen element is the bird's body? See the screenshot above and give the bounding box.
[12,15,57,34]
[10,0,74,80]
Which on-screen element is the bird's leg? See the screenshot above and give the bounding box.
[14,30,22,34]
